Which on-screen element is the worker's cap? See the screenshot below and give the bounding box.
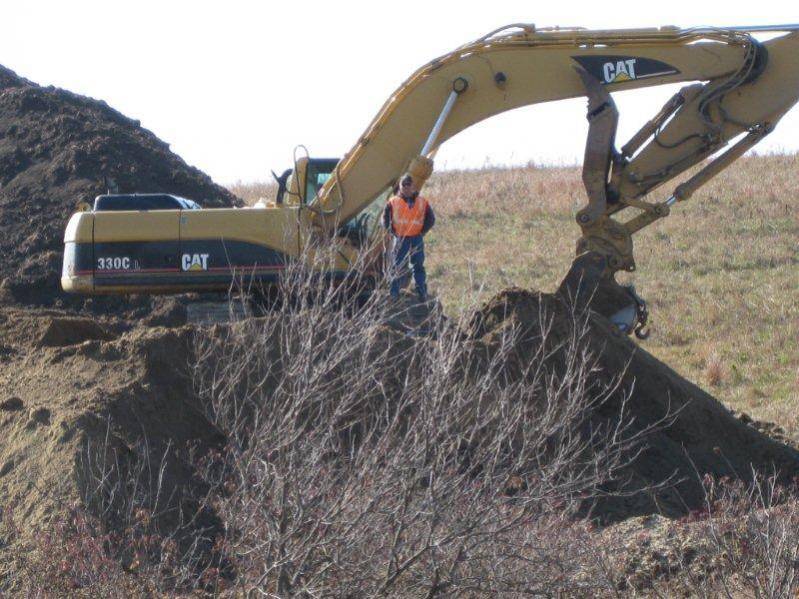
[399,173,414,186]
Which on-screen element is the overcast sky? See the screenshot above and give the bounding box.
[3,1,798,184]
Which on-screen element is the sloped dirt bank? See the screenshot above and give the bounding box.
[0,288,797,593]
[0,310,221,542]
[470,288,799,520]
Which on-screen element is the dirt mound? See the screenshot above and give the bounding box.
[0,285,797,589]
[471,288,799,520]
[0,310,222,543]
[0,64,240,306]
[141,296,189,328]
[1,289,796,534]
[36,317,115,347]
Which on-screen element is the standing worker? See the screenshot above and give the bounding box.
[383,173,435,301]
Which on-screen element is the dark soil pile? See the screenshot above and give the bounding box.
[0,65,240,306]
[470,288,799,521]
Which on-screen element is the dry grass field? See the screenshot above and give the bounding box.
[231,153,798,433]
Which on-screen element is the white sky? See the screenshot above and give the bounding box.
[3,1,798,184]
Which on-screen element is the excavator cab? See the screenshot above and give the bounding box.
[304,158,338,203]
[277,157,339,205]
[275,156,384,247]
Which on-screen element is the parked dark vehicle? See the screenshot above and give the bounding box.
[92,194,202,212]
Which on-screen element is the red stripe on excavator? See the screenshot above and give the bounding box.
[77,265,287,276]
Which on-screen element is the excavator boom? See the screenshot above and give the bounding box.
[307,23,799,335]
[315,24,799,225]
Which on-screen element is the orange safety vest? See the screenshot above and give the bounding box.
[389,195,428,237]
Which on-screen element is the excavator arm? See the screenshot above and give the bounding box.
[312,23,799,334]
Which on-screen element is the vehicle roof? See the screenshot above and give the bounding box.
[93,193,201,210]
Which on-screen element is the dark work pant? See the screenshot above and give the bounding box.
[390,235,426,299]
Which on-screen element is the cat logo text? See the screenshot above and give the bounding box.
[603,59,638,83]
[181,253,210,272]
[571,55,680,86]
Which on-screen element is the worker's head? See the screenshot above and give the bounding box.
[399,174,417,199]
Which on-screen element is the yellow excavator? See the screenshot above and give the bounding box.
[62,23,799,336]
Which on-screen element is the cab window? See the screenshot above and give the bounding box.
[304,159,339,203]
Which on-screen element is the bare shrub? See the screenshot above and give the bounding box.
[592,473,799,597]
[703,350,727,388]
[78,423,229,588]
[677,474,799,598]
[189,237,660,596]
[1,237,684,596]
[5,500,159,596]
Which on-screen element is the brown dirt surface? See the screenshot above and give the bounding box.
[0,64,240,307]
[0,308,222,539]
[1,288,795,541]
[35,317,116,347]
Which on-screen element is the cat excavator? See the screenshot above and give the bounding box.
[62,23,799,336]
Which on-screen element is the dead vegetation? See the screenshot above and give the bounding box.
[185,250,655,595]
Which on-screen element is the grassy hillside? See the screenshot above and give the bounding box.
[230,153,798,432]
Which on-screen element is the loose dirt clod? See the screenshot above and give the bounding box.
[36,317,115,347]
[141,297,189,328]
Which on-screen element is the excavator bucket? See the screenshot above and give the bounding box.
[557,253,649,338]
